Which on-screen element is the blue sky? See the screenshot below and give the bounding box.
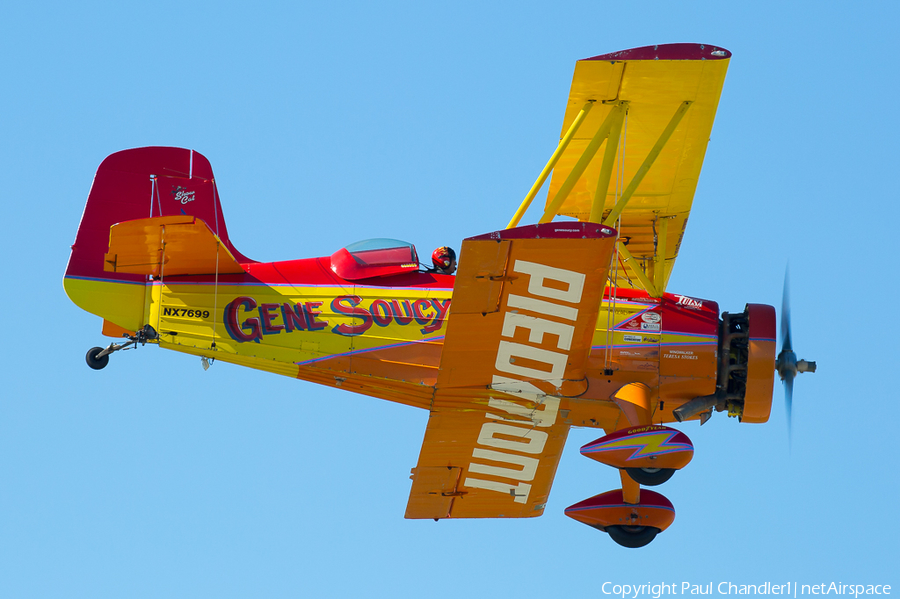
[2,1,898,597]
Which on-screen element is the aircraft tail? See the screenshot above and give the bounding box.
[64,147,250,333]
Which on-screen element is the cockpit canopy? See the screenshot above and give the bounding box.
[330,238,420,281]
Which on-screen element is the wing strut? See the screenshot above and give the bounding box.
[588,102,627,224]
[602,101,693,227]
[525,100,693,233]
[522,100,693,297]
[510,49,730,297]
[653,216,672,293]
[507,101,595,229]
[616,240,659,297]
[539,102,627,224]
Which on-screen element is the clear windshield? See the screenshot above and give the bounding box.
[343,238,417,267]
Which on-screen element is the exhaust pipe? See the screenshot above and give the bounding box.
[672,393,719,422]
[673,389,742,423]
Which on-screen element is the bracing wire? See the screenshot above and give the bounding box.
[211,178,221,352]
[155,177,163,217]
[604,108,628,373]
[157,225,166,337]
[149,175,157,218]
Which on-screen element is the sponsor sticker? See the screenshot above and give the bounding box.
[674,294,703,309]
[641,311,661,324]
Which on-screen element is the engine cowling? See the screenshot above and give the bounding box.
[740,304,777,423]
[672,303,777,423]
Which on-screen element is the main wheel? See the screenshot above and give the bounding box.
[626,467,675,486]
[85,347,109,370]
[606,525,660,548]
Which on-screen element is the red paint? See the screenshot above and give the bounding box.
[422,299,450,334]
[282,302,309,332]
[65,147,253,283]
[747,303,776,340]
[64,146,463,293]
[467,221,616,242]
[565,489,676,532]
[331,296,374,336]
[584,43,731,62]
[603,288,719,337]
[224,296,262,343]
[259,303,284,334]
[304,302,329,331]
[330,247,419,281]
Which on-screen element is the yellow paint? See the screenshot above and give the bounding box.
[602,101,693,227]
[546,56,729,292]
[539,103,625,224]
[616,241,660,297]
[589,103,626,223]
[507,101,593,229]
[144,281,452,377]
[64,277,146,332]
[654,217,669,292]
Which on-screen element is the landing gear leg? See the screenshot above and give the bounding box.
[84,325,158,370]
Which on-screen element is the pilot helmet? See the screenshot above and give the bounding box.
[431,246,456,270]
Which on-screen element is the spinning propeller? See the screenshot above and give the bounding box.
[774,269,816,438]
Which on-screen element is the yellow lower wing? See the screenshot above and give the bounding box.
[405,222,615,519]
[406,403,570,519]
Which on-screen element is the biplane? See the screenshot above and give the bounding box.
[64,43,815,548]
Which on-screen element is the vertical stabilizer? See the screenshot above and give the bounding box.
[64,147,250,331]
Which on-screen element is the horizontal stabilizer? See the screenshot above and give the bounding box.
[104,215,245,277]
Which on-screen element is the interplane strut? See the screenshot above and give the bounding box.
[512,99,694,298]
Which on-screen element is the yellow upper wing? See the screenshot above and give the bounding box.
[544,44,730,292]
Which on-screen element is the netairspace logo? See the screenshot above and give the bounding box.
[601,583,892,599]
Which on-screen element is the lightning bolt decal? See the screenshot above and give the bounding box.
[582,430,692,461]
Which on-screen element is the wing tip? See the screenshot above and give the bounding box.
[583,43,731,62]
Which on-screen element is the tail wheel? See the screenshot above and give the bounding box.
[606,525,660,548]
[85,347,109,370]
[625,467,675,486]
